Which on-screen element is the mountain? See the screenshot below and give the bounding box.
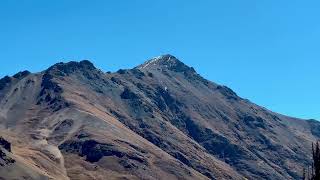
[0,55,318,180]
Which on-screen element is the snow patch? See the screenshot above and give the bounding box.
[141,59,156,69]
[140,55,175,69]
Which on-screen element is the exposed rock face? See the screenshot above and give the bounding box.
[0,149,15,166]
[0,55,318,180]
[0,76,11,90]
[120,87,139,100]
[59,139,148,166]
[137,55,196,73]
[0,137,15,167]
[0,137,11,152]
[12,70,31,79]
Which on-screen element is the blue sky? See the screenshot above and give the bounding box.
[1,1,319,120]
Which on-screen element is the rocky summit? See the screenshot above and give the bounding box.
[0,55,318,180]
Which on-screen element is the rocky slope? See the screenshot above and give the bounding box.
[0,55,318,180]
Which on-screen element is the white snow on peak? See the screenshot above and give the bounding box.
[141,56,163,69]
[140,55,176,69]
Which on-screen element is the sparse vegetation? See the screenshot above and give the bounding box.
[303,141,320,180]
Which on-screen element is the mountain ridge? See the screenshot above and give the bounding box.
[0,55,318,180]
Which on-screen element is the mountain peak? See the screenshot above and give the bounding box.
[138,54,180,69]
[46,60,96,75]
[137,54,195,73]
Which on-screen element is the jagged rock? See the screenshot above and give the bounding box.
[0,137,11,152]
[130,69,145,79]
[216,85,239,100]
[40,73,62,94]
[47,60,96,75]
[0,149,15,166]
[13,70,30,79]
[117,69,127,74]
[137,54,196,74]
[0,137,15,167]
[59,139,148,166]
[0,76,11,90]
[147,72,153,77]
[120,87,139,100]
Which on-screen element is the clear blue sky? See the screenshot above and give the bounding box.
[1,1,319,120]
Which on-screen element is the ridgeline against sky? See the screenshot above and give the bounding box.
[0,1,319,119]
